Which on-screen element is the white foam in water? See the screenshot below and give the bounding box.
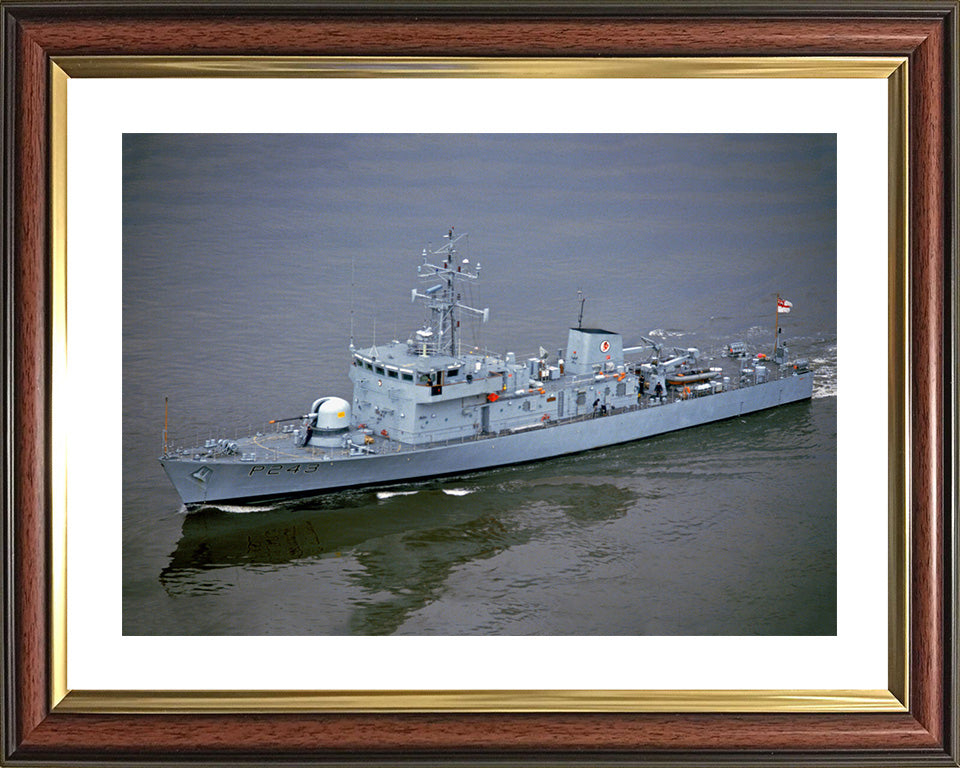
[376,490,419,500]
[212,504,278,514]
[812,377,838,399]
[647,328,686,339]
[442,488,474,496]
[810,346,838,399]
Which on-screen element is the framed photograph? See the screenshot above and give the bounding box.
[3,2,956,765]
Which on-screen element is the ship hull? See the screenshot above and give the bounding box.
[160,372,813,507]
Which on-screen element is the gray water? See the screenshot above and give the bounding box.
[123,134,837,635]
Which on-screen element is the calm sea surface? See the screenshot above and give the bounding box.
[122,134,837,635]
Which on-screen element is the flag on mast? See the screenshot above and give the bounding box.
[777,298,793,314]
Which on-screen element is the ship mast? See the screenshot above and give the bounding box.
[411,228,488,357]
[774,292,780,354]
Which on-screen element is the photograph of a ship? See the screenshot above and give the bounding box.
[123,134,837,636]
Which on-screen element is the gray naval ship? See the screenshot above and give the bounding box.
[160,230,813,507]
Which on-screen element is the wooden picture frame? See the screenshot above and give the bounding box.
[3,2,957,764]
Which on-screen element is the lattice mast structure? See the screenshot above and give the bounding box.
[411,228,488,357]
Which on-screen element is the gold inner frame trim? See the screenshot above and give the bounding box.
[50,61,69,711]
[57,688,903,714]
[886,59,910,710]
[48,55,909,715]
[53,55,905,79]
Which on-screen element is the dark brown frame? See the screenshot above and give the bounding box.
[2,2,957,765]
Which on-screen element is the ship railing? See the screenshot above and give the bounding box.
[161,363,780,459]
[379,374,787,455]
[160,415,301,456]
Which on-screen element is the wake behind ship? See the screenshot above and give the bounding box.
[159,230,813,507]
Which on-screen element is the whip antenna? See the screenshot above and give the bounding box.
[349,251,356,350]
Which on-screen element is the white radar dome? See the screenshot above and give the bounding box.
[311,396,351,431]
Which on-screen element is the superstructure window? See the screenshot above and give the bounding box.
[375,366,385,375]
[388,370,398,378]
[401,373,413,382]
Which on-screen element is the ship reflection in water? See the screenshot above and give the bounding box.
[159,467,636,635]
